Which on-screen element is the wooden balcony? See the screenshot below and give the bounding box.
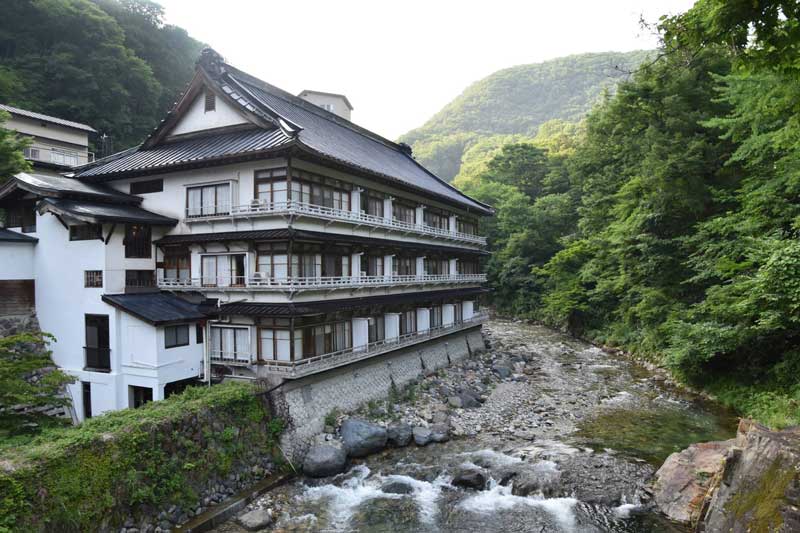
[158,273,487,293]
[184,200,487,246]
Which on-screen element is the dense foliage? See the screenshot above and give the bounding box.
[400,51,650,180]
[0,0,202,152]
[0,382,283,532]
[461,0,800,428]
[0,332,73,435]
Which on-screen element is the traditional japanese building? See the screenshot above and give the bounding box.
[0,48,491,420]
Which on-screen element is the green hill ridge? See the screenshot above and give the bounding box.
[400,50,652,181]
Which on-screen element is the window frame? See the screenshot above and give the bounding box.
[70,224,102,241]
[124,224,152,258]
[130,179,164,195]
[84,270,103,288]
[164,324,190,349]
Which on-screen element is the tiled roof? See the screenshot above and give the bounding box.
[75,128,293,178]
[38,198,178,225]
[102,293,206,325]
[2,172,140,204]
[0,228,38,243]
[219,287,488,316]
[0,103,96,132]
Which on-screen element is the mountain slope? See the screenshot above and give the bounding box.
[400,50,651,180]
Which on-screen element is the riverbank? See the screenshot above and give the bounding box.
[216,318,736,532]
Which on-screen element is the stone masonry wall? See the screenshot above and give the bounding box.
[271,327,485,460]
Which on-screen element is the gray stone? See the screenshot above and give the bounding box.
[341,418,387,457]
[302,443,347,478]
[458,390,481,408]
[382,480,414,494]
[492,365,512,379]
[447,395,463,408]
[430,424,450,443]
[413,426,432,446]
[237,508,273,531]
[387,423,413,447]
[452,467,488,490]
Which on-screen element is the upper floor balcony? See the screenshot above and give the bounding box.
[24,144,95,168]
[158,272,487,293]
[184,200,487,246]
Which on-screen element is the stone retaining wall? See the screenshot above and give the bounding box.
[271,327,485,460]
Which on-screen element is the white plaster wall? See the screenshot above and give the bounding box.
[0,242,36,279]
[298,92,351,121]
[7,115,89,147]
[170,92,248,136]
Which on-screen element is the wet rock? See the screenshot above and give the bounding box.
[237,508,272,531]
[452,467,488,490]
[303,443,347,478]
[341,418,387,457]
[382,480,414,494]
[430,424,450,443]
[387,423,413,447]
[413,426,432,446]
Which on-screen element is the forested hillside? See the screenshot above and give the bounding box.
[462,0,800,429]
[400,51,650,181]
[0,0,203,152]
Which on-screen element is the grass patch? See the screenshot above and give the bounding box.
[703,377,800,430]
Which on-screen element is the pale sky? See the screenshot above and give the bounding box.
[159,0,696,139]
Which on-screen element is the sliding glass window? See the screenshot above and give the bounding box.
[187,183,231,217]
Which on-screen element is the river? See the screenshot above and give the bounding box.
[216,319,737,532]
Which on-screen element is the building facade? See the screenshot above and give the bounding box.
[0,48,492,421]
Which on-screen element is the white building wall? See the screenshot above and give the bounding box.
[0,242,36,279]
[170,92,248,136]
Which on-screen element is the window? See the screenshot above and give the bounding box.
[318,103,334,112]
[424,257,449,275]
[6,201,37,232]
[457,219,478,235]
[23,147,41,161]
[125,270,155,288]
[400,310,417,336]
[163,252,190,281]
[291,253,321,278]
[204,89,216,112]
[124,224,151,258]
[394,203,415,224]
[454,302,464,324]
[321,253,349,277]
[424,209,450,230]
[431,305,443,328]
[299,320,351,358]
[291,170,350,211]
[368,316,385,343]
[360,255,384,277]
[85,314,110,371]
[165,324,190,348]
[254,169,288,206]
[256,246,289,282]
[82,382,92,419]
[458,259,480,275]
[187,183,231,217]
[210,326,251,363]
[130,179,163,195]
[394,257,416,276]
[70,224,102,241]
[50,150,78,166]
[361,192,384,218]
[196,323,204,344]
[202,254,246,286]
[84,270,103,288]
[259,328,291,361]
[130,385,153,409]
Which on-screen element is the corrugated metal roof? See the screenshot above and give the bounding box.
[0,228,38,243]
[5,172,140,204]
[102,293,206,325]
[0,103,96,132]
[75,127,292,178]
[219,287,488,317]
[155,228,487,255]
[38,198,178,225]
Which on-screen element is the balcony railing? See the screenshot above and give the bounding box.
[184,200,487,246]
[23,144,95,167]
[211,312,489,377]
[158,273,486,291]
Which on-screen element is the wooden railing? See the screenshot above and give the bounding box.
[184,200,487,245]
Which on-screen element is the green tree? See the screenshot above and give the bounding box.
[0,111,31,181]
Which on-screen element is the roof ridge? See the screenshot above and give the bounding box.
[0,103,97,132]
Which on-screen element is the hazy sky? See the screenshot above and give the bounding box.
[159,0,696,139]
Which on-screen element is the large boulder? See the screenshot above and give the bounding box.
[382,480,414,494]
[430,423,450,443]
[237,509,272,531]
[452,467,488,490]
[303,443,347,478]
[387,423,413,447]
[341,418,387,457]
[413,426,433,446]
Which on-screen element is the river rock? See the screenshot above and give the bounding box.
[341,418,387,457]
[382,480,414,494]
[492,364,512,379]
[237,508,272,531]
[387,423,413,447]
[430,423,450,443]
[653,438,733,524]
[302,443,347,478]
[452,467,488,490]
[413,426,433,446]
[448,395,463,408]
[458,390,481,408]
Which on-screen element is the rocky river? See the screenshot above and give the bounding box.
[215,318,738,532]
